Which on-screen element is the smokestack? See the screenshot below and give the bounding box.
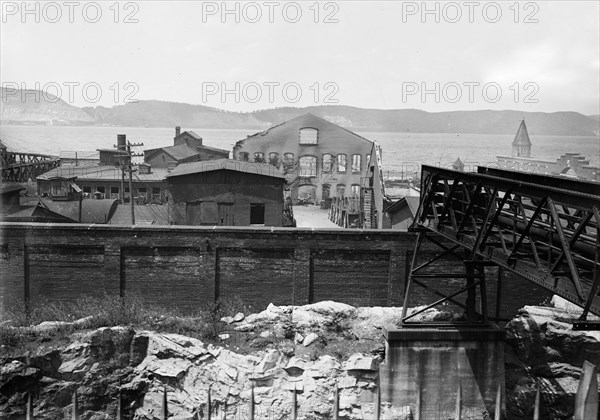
[175,126,181,137]
[117,134,126,151]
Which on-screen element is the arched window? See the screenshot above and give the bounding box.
[254,152,265,163]
[283,153,295,174]
[322,153,333,173]
[352,154,362,174]
[336,184,346,197]
[299,156,317,177]
[269,152,280,167]
[350,184,361,197]
[337,154,347,173]
[299,128,318,144]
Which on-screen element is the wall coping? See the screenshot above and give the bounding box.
[0,222,415,237]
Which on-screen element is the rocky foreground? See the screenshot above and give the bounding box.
[1,299,600,419]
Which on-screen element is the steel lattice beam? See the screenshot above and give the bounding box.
[406,165,600,320]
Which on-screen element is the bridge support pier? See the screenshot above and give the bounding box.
[380,325,505,419]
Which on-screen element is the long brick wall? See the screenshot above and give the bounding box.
[0,223,550,317]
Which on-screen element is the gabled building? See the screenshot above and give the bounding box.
[144,126,229,169]
[512,118,532,158]
[166,159,291,227]
[233,114,374,205]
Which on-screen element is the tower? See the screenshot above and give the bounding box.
[512,118,532,158]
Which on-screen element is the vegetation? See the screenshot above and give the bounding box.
[0,294,250,356]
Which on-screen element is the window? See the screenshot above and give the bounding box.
[239,152,249,162]
[336,184,346,197]
[366,154,371,168]
[83,186,92,194]
[351,184,361,197]
[322,154,333,173]
[299,128,318,144]
[299,156,317,177]
[352,154,362,174]
[110,186,119,199]
[254,152,265,163]
[322,183,331,199]
[337,154,347,173]
[138,187,147,196]
[269,152,280,167]
[283,153,295,174]
[250,203,265,225]
[152,187,161,203]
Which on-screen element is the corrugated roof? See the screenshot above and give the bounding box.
[40,198,119,224]
[161,144,201,160]
[37,166,168,183]
[166,159,284,179]
[512,119,532,146]
[109,204,170,225]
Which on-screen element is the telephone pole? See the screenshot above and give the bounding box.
[114,135,143,225]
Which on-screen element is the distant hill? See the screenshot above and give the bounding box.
[0,88,95,125]
[2,89,599,136]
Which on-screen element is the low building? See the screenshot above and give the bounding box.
[166,159,289,227]
[37,165,168,204]
[144,126,230,169]
[383,196,421,230]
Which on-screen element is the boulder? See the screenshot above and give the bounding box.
[233,312,245,322]
[343,354,378,371]
[136,355,192,380]
[303,333,319,347]
[0,361,42,396]
[221,316,234,324]
[292,301,356,326]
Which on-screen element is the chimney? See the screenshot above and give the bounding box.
[117,134,126,151]
[175,126,181,137]
[167,161,178,172]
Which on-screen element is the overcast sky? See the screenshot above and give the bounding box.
[1,1,599,114]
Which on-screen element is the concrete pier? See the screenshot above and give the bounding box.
[380,325,505,419]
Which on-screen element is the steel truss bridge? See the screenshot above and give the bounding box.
[1,150,60,182]
[401,165,600,328]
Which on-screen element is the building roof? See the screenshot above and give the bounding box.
[512,119,532,146]
[37,165,169,183]
[239,113,373,146]
[385,196,421,216]
[166,159,285,179]
[146,143,229,161]
[175,130,203,140]
[4,203,76,223]
[109,204,170,225]
[40,198,119,224]
[1,185,26,195]
[452,157,465,170]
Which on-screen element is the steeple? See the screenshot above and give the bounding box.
[512,118,532,158]
[452,156,465,172]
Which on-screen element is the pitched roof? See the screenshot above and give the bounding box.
[239,113,373,146]
[4,203,76,223]
[109,204,170,225]
[37,166,168,183]
[1,185,26,195]
[384,196,421,216]
[175,130,203,140]
[452,157,465,170]
[512,119,532,146]
[166,159,285,179]
[158,144,201,161]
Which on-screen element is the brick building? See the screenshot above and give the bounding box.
[144,126,230,169]
[232,114,374,204]
[166,159,289,227]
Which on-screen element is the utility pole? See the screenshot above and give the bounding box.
[114,135,143,225]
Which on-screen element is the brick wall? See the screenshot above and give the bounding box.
[0,223,550,317]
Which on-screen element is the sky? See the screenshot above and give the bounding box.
[1,0,599,114]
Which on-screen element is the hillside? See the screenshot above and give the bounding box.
[1,89,599,136]
[0,88,95,125]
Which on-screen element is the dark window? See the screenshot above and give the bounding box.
[283,153,295,174]
[240,152,249,162]
[138,188,147,197]
[250,203,265,225]
[322,183,331,199]
[82,186,92,194]
[152,187,160,194]
[254,152,265,163]
[111,186,119,194]
[269,152,280,167]
[96,186,105,193]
